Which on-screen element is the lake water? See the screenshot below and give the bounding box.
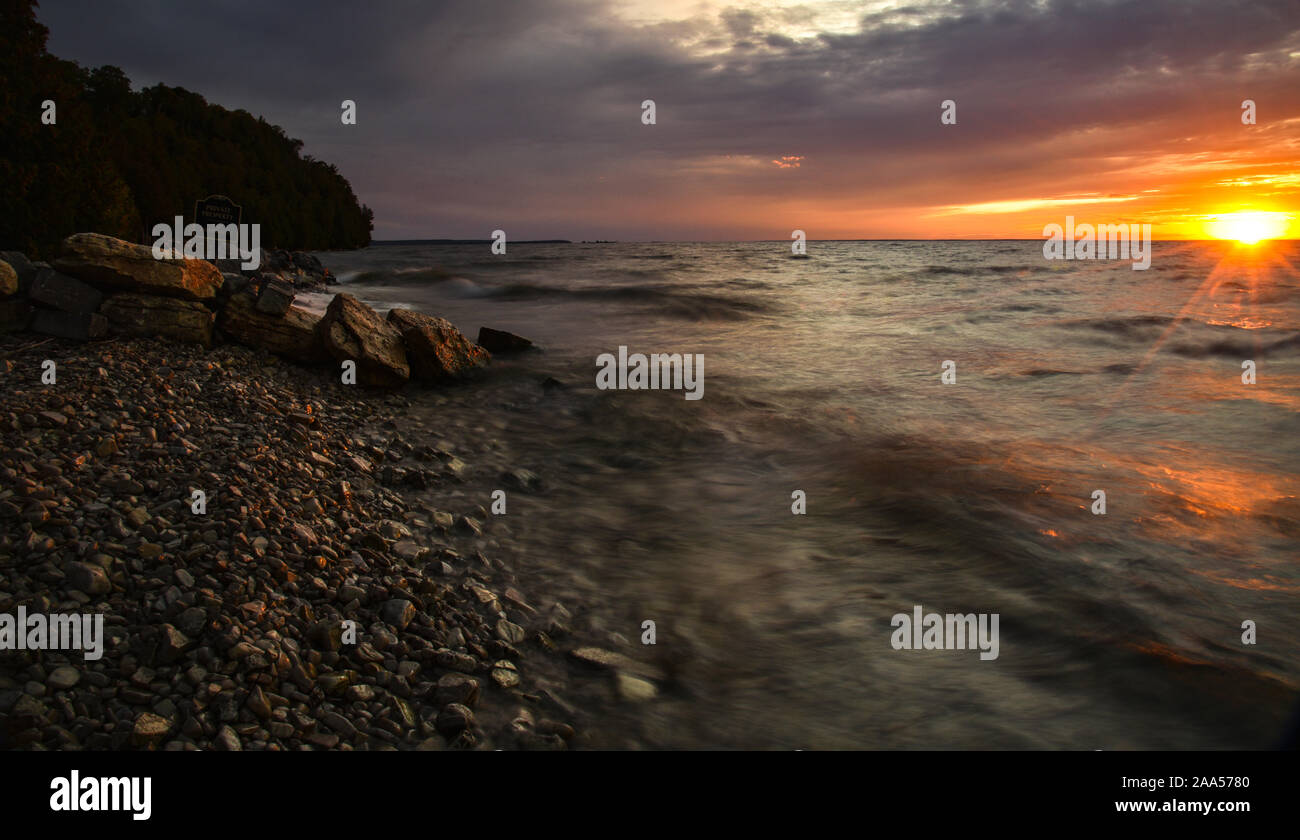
[312,240,1300,748]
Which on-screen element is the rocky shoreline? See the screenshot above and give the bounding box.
[0,234,658,751]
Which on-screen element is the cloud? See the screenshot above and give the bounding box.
[35,0,1300,238]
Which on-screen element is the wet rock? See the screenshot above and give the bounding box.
[615,673,657,702]
[435,703,474,736]
[435,674,480,708]
[501,469,542,492]
[392,540,428,561]
[496,619,526,645]
[214,725,242,751]
[386,308,491,383]
[568,647,665,680]
[477,326,535,354]
[490,661,521,689]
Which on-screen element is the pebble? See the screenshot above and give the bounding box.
[0,336,582,753]
[47,667,81,691]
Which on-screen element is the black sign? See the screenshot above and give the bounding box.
[194,195,242,226]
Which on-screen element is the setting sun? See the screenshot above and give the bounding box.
[1205,211,1291,244]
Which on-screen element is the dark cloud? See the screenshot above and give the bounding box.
[35,0,1300,239]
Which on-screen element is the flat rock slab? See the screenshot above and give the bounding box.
[99,293,216,347]
[30,309,108,341]
[54,232,222,300]
[29,268,104,313]
[568,646,665,681]
[216,292,325,363]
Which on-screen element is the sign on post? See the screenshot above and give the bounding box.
[194,195,242,226]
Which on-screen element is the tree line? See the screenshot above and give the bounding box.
[0,0,374,258]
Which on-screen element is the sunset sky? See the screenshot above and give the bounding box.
[38,0,1300,241]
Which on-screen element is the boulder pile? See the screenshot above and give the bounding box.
[0,234,502,389]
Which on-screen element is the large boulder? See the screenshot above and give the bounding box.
[0,260,16,297]
[316,293,409,387]
[0,251,35,281]
[477,326,535,354]
[217,293,326,363]
[99,293,215,347]
[251,249,331,289]
[29,268,104,313]
[53,233,222,300]
[387,308,490,383]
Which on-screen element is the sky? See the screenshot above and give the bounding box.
[36,0,1300,241]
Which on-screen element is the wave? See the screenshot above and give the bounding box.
[335,266,456,285]
[1061,315,1177,338]
[487,282,775,320]
[917,264,1039,277]
[1168,332,1300,359]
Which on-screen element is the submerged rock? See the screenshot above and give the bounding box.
[477,326,535,354]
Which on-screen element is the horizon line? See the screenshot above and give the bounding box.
[368,237,1300,245]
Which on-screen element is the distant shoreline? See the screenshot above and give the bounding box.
[362,238,1297,246]
[371,239,574,246]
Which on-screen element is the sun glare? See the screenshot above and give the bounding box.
[1205,211,1290,244]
